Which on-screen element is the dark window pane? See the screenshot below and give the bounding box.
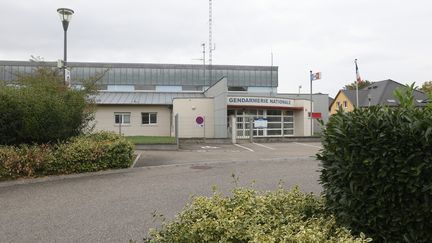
[267,110,281,115]
[267,130,281,135]
[283,117,293,122]
[115,115,121,124]
[284,123,294,128]
[267,123,281,129]
[150,113,157,124]
[284,129,294,135]
[142,113,149,124]
[267,117,281,122]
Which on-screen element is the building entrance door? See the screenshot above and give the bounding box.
[229,109,294,139]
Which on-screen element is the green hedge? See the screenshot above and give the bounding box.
[0,132,133,180]
[0,66,95,145]
[318,88,432,242]
[144,187,371,243]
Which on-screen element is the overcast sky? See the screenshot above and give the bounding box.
[1,0,431,97]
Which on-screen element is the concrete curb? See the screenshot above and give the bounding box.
[135,144,178,150]
[0,167,136,188]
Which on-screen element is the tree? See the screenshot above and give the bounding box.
[0,65,101,145]
[420,81,432,94]
[344,80,373,90]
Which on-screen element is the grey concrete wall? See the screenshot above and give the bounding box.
[204,78,228,138]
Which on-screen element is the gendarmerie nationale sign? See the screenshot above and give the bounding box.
[227,97,295,108]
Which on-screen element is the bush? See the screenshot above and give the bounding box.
[0,66,95,145]
[318,86,432,242]
[0,132,133,180]
[144,187,371,243]
[48,132,134,174]
[0,144,54,179]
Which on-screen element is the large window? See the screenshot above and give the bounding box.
[114,112,131,125]
[142,112,157,125]
[233,109,294,138]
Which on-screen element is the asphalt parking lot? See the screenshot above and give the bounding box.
[0,142,323,242]
[135,142,322,167]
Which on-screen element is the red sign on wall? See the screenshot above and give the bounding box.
[311,112,322,119]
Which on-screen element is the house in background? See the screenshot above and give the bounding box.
[330,79,428,115]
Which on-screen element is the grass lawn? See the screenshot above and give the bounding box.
[125,136,176,144]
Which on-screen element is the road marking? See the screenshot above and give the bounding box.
[253,142,275,150]
[201,146,220,149]
[293,142,322,149]
[234,144,254,152]
[131,152,142,168]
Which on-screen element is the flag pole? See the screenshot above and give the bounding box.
[355,59,359,108]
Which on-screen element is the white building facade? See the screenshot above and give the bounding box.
[0,61,326,138]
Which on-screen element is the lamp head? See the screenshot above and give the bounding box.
[57,8,74,30]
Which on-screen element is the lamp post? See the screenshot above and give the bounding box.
[57,8,74,85]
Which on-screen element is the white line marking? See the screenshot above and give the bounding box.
[293,142,322,149]
[234,144,254,152]
[253,142,275,150]
[131,152,142,168]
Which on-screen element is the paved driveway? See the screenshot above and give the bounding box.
[0,142,322,243]
[135,142,322,167]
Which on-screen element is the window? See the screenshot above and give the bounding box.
[336,101,341,107]
[114,112,131,125]
[343,101,348,108]
[182,85,203,91]
[228,86,248,91]
[107,85,135,91]
[142,112,157,125]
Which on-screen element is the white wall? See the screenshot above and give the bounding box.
[173,98,215,138]
[94,105,172,136]
[293,100,312,136]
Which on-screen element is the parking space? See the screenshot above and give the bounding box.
[134,142,322,167]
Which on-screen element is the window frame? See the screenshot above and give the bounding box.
[114,112,131,125]
[141,112,158,125]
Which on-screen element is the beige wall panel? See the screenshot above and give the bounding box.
[293,100,312,136]
[173,98,215,138]
[94,105,172,136]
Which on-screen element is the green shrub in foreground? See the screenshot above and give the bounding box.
[144,187,371,243]
[318,87,432,242]
[0,132,133,180]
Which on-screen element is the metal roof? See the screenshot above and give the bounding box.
[93,92,205,105]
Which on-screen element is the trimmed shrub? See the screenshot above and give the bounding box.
[0,66,95,145]
[0,144,54,179]
[47,132,134,174]
[144,187,371,243]
[318,87,432,242]
[0,132,133,180]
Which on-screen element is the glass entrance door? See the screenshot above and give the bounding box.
[232,109,294,138]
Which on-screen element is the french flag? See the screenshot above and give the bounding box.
[311,72,321,81]
[355,59,362,83]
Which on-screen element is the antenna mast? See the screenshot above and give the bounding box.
[208,0,215,85]
[202,43,206,87]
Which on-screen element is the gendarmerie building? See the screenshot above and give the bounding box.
[0,61,329,138]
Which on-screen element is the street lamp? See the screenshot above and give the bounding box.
[57,8,74,85]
